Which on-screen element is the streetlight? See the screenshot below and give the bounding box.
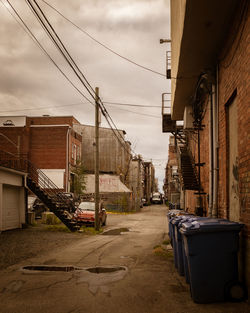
[159,39,171,44]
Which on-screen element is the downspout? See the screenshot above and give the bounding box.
[65,127,70,192]
[208,88,214,217]
[212,67,219,217]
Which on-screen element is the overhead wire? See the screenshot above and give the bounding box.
[40,0,166,77]
[25,0,97,103]
[2,0,94,106]
[24,0,136,155]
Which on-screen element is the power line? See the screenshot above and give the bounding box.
[25,0,97,103]
[3,0,137,157]
[40,0,165,77]
[104,102,161,108]
[105,106,160,119]
[2,0,94,106]
[27,0,132,155]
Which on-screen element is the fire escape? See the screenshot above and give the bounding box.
[0,151,79,231]
[162,93,200,193]
[162,72,211,215]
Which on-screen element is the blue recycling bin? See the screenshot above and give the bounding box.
[172,215,194,274]
[180,219,244,303]
[167,209,184,246]
[181,217,226,284]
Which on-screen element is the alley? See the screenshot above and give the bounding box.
[0,206,249,313]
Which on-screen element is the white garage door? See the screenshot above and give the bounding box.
[3,185,20,230]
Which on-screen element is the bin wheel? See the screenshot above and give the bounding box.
[224,281,248,302]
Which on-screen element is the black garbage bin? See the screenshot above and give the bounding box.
[180,219,244,303]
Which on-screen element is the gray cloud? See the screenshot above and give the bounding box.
[0,0,170,190]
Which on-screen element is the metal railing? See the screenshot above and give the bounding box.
[0,150,74,209]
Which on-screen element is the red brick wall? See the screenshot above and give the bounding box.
[218,3,250,237]
[0,127,30,156]
[29,126,68,169]
[185,99,210,215]
[27,116,80,127]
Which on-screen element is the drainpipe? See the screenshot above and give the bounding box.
[65,127,70,192]
[208,89,214,217]
[212,70,219,217]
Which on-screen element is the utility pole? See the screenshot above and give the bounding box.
[95,87,100,231]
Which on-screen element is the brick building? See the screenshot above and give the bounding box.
[164,136,181,207]
[0,115,82,192]
[163,0,250,293]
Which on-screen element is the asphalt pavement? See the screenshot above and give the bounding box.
[0,205,249,313]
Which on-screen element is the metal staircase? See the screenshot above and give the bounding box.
[0,150,79,231]
[177,145,199,191]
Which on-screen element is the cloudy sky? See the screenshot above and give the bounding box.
[0,0,171,190]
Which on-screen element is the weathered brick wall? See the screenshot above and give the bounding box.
[185,101,210,215]
[218,3,250,235]
[29,126,68,169]
[218,2,250,291]
[27,116,80,127]
[0,127,30,156]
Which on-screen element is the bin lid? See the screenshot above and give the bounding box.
[180,218,244,235]
[171,215,194,226]
[167,209,184,218]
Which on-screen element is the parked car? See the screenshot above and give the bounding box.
[73,201,107,226]
[151,192,163,204]
[56,192,80,212]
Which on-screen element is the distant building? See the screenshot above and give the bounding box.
[73,124,131,182]
[0,115,82,192]
[129,155,144,211]
[164,136,181,207]
[143,161,155,205]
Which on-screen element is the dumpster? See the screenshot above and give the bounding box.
[180,219,244,303]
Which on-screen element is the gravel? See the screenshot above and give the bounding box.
[0,222,84,270]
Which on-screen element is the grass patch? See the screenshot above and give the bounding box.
[106,211,136,215]
[153,245,173,259]
[45,225,71,232]
[79,226,103,235]
[153,244,161,249]
[162,239,170,245]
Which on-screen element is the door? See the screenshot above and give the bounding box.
[2,185,20,230]
[228,97,240,222]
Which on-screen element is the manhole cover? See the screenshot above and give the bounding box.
[86,266,126,274]
[22,265,82,272]
[102,228,129,235]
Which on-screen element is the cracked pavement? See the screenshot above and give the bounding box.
[0,206,249,313]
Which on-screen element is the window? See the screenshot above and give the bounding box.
[71,143,74,159]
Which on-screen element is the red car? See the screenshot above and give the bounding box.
[73,201,107,226]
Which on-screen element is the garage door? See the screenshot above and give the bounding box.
[2,185,20,230]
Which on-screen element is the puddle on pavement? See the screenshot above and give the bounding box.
[75,265,128,295]
[21,265,128,295]
[86,266,126,274]
[22,265,82,272]
[102,228,129,235]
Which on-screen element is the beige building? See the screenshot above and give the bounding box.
[0,167,26,231]
[129,156,144,211]
[73,124,131,182]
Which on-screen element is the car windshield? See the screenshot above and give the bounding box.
[78,202,95,211]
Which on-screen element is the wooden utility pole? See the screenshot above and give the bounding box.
[95,87,100,230]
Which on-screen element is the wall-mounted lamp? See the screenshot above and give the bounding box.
[159,39,171,44]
